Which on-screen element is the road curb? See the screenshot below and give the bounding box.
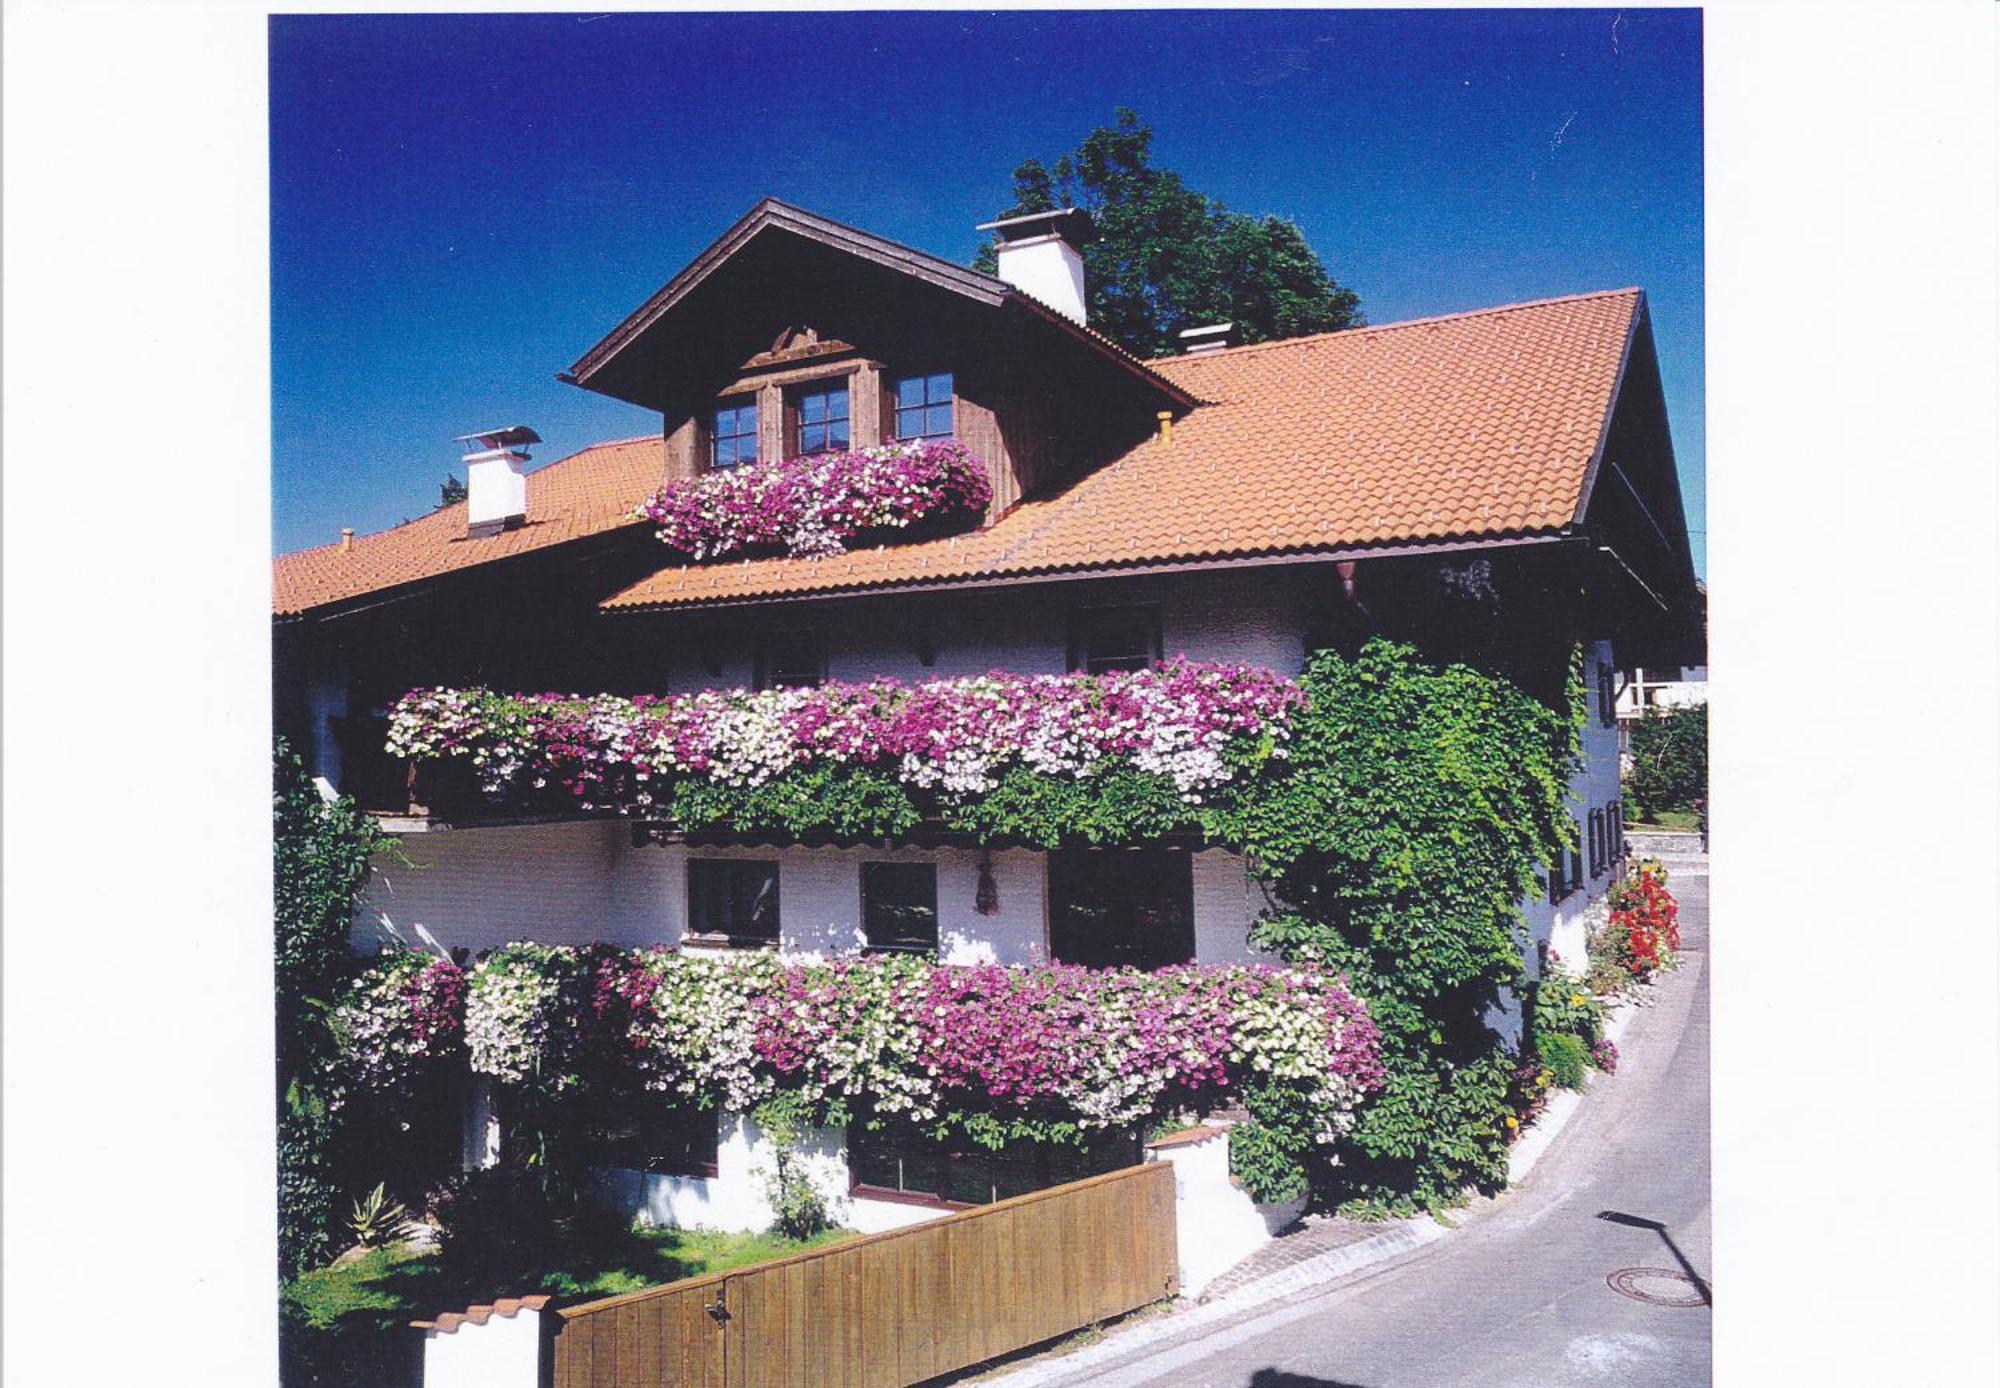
[983,973,1676,1387]
[978,1216,1450,1387]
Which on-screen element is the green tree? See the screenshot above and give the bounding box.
[972,109,1363,357]
[1627,703,1708,820]
[274,740,391,1276]
[437,473,467,509]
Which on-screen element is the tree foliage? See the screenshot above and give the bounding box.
[1627,702,1707,819]
[274,739,391,1277]
[972,109,1363,357]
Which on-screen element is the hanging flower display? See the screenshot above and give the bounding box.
[637,439,992,561]
[384,659,1305,809]
[405,945,1385,1148]
[330,949,466,1100]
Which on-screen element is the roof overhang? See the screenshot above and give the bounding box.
[562,198,1193,413]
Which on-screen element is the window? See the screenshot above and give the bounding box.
[1569,829,1585,894]
[1608,797,1625,862]
[595,1099,719,1178]
[1049,848,1194,970]
[1588,809,1605,877]
[862,862,938,956]
[710,398,759,469]
[688,859,780,944]
[1069,606,1163,675]
[892,373,954,441]
[753,633,824,691]
[850,1118,1140,1207]
[1597,664,1617,727]
[795,381,851,454]
[1548,857,1569,905]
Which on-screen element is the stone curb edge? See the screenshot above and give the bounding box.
[979,1217,1449,1386]
[984,972,1675,1387]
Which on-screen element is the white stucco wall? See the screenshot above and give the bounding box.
[656,569,1306,695]
[598,1110,952,1237]
[1145,1126,1282,1299]
[357,828,1274,969]
[353,818,674,956]
[1490,640,1626,1044]
[421,1304,542,1388]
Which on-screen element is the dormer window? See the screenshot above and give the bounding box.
[710,398,759,469]
[796,381,851,454]
[893,373,954,441]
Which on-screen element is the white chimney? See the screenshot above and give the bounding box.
[1178,322,1241,354]
[977,208,1094,325]
[454,425,540,537]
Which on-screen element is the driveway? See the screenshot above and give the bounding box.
[1026,860,1712,1388]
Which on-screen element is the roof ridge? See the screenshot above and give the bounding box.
[1157,287,1645,366]
[275,434,663,561]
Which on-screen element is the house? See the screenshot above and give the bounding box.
[272,198,1703,1234]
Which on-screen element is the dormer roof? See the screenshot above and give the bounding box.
[561,197,1193,415]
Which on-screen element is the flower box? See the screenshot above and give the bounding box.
[639,439,992,562]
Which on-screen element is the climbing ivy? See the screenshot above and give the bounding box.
[1223,641,1582,1211]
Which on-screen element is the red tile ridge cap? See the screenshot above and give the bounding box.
[1146,1122,1233,1149]
[413,1292,552,1334]
[1155,287,1645,366]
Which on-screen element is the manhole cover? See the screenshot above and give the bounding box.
[1606,1266,1708,1308]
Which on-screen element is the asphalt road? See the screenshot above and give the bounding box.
[1048,863,1713,1388]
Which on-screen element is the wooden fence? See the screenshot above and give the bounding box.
[551,1161,1179,1388]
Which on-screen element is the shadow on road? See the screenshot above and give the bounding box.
[1596,1210,1713,1305]
[1248,1370,1377,1388]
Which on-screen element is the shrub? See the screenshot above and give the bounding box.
[346,1183,411,1250]
[752,1092,831,1240]
[1628,704,1707,819]
[1606,860,1682,982]
[1229,1119,1310,1205]
[274,739,395,1278]
[1536,1032,1589,1091]
[1591,1038,1620,1074]
[1533,963,1605,1049]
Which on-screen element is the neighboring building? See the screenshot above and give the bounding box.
[272,199,1703,1229]
[1616,663,1709,723]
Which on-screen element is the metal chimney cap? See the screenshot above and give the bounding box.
[454,425,541,451]
[1178,323,1241,352]
[975,207,1096,249]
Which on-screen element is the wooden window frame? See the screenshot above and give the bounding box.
[709,396,760,470]
[790,377,854,456]
[861,861,940,958]
[1067,605,1164,676]
[686,858,781,947]
[753,632,826,691]
[890,371,955,442]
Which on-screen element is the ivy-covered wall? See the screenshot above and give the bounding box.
[369,636,1586,1210]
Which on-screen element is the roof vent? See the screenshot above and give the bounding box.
[455,425,540,538]
[1178,323,1240,354]
[977,208,1095,325]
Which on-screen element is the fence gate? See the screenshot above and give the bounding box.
[551,1161,1178,1388]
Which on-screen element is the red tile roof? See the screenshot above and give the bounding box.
[600,289,1643,611]
[272,289,1642,618]
[272,436,664,616]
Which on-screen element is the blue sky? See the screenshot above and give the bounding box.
[271,8,1704,573]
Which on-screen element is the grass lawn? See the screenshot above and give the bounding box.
[282,1222,850,1387]
[1629,808,1701,832]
